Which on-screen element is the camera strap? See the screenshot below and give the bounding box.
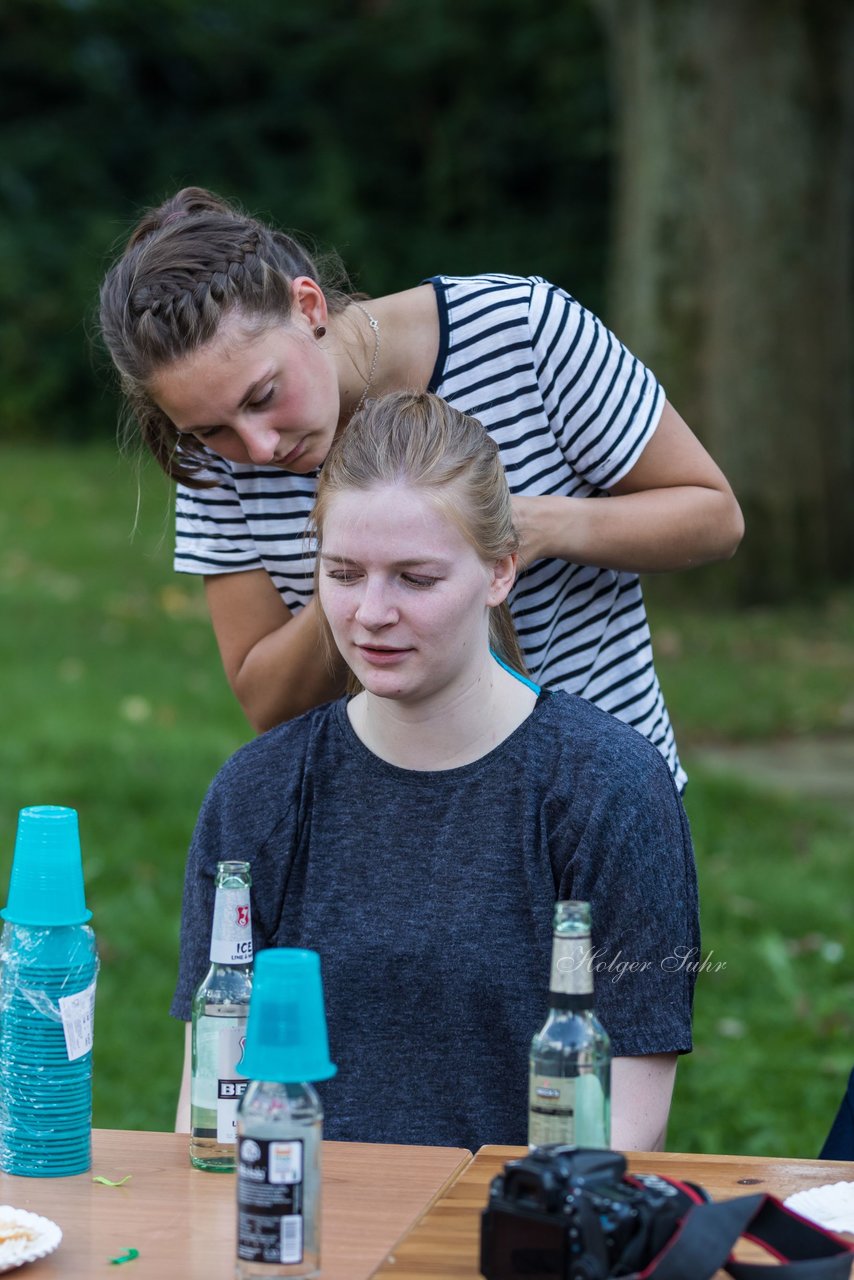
[634,1191,854,1280]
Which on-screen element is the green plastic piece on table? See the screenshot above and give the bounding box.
[93,1175,132,1186]
[109,1247,139,1264]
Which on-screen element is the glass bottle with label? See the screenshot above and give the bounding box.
[191,860,254,1171]
[236,1081,323,1279]
[236,948,337,1280]
[528,899,611,1149]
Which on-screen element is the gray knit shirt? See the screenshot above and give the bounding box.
[173,690,699,1151]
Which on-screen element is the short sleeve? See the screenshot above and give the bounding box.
[528,280,665,490]
[170,737,303,1019]
[553,755,699,1057]
[170,793,220,1020]
[174,452,265,578]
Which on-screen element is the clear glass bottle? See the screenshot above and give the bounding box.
[190,860,253,1171]
[235,1080,323,1279]
[528,899,611,1149]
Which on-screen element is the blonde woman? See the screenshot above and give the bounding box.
[173,392,699,1153]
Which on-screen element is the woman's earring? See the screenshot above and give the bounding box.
[314,325,327,339]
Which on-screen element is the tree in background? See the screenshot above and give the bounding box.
[594,0,854,599]
[2,0,851,600]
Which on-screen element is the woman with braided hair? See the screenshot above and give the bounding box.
[99,186,743,788]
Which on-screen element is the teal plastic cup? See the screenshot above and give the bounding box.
[239,948,337,1083]
[1,807,91,927]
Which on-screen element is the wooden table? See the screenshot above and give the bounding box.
[373,1146,854,1278]
[0,1128,470,1279]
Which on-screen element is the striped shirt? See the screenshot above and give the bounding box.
[175,273,686,789]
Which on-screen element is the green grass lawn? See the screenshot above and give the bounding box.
[2,443,852,1155]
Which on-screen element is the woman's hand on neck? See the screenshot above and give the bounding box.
[346,654,537,772]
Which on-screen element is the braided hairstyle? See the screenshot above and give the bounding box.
[99,187,350,486]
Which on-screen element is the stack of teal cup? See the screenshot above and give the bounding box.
[0,806,98,1177]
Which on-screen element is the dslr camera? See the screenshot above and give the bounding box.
[480,1144,709,1280]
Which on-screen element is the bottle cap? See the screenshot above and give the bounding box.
[239,948,337,1083]
[1,806,92,927]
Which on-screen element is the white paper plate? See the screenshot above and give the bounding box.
[0,1206,62,1273]
[784,1181,854,1233]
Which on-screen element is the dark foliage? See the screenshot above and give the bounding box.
[0,0,611,441]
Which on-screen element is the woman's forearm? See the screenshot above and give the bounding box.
[513,484,744,574]
[205,573,348,733]
[176,1022,192,1133]
[232,606,348,732]
[512,398,744,574]
[611,1054,678,1152]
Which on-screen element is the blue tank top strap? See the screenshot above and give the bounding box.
[490,649,542,695]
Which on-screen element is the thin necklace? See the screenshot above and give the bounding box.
[350,301,380,416]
